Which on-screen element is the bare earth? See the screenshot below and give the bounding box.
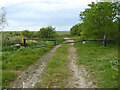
[65,38,97,88]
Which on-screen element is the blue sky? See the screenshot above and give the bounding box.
[1,0,96,31]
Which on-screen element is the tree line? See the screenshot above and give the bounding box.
[21,26,56,38]
[70,2,119,39]
[0,7,56,39]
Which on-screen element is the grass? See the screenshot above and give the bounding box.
[36,44,71,88]
[2,31,66,88]
[2,31,22,38]
[2,46,53,88]
[74,41,118,88]
[2,46,53,70]
[56,31,70,35]
[2,71,17,88]
[2,46,18,52]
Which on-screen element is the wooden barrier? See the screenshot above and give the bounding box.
[23,36,113,47]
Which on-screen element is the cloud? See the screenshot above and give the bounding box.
[2,0,96,31]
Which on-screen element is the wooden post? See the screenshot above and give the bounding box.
[103,35,106,46]
[54,40,56,45]
[23,38,26,47]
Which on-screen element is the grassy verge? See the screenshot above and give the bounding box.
[36,44,71,88]
[2,46,53,88]
[74,41,118,88]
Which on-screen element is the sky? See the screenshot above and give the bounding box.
[0,0,97,31]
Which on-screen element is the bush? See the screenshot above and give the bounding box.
[70,23,82,36]
[2,36,38,46]
[22,30,37,38]
[2,36,24,46]
[14,32,21,36]
[37,26,56,38]
[10,36,23,44]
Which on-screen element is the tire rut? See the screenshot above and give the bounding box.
[10,44,62,88]
[66,39,97,88]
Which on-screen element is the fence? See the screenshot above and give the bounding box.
[23,35,113,47]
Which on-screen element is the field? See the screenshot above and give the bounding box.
[56,31,70,35]
[1,31,118,88]
[2,31,70,38]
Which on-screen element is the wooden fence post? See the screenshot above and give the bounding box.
[103,35,106,46]
[54,40,56,45]
[23,38,26,47]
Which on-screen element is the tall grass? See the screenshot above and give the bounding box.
[2,46,53,88]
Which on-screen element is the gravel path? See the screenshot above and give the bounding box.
[10,44,62,88]
[66,38,97,88]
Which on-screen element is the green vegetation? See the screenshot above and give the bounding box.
[74,41,118,88]
[2,36,24,46]
[70,23,82,36]
[37,26,56,38]
[21,30,37,38]
[56,31,70,35]
[2,47,53,70]
[2,46,53,88]
[2,32,18,38]
[2,29,65,88]
[2,71,17,88]
[1,1,119,88]
[69,2,119,87]
[2,46,18,52]
[36,44,71,88]
[70,2,119,39]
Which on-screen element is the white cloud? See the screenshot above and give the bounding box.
[1,0,97,31]
[1,0,96,9]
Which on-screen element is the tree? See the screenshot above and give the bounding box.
[0,7,7,30]
[79,2,119,39]
[37,26,56,38]
[22,30,36,38]
[70,23,82,36]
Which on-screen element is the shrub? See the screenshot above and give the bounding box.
[22,30,36,38]
[2,36,38,47]
[37,26,57,38]
[70,23,82,36]
[2,36,24,46]
[10,36,23,44]
[14,32,21,36]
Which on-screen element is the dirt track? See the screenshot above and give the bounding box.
[10,44,62,88]
[65,38,97,88]
[10,38,97,88]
